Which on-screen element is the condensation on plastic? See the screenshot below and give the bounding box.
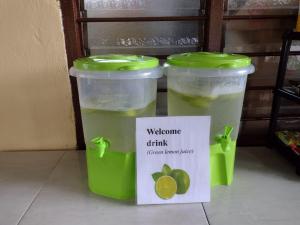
[69,67,163,79]
[87,21,201,55]
[223,19,296,53]
[84,0,201,17]
[77,78,158,110]
[70,65,162,110]
[164,65,255,78]
[227,0,298,15]
[165,65,254,97]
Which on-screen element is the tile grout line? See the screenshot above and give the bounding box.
[16,151,67,225]
[201,203,211,225]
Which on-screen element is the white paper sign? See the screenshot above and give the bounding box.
[136,116,210,205]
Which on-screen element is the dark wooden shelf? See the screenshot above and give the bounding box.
[223,14,297,20]
[61,0,300,148]
[77,16,207,23]
[238,51,300,57]
[268,30,300,174]
[77,14,296,23]
[277,89,300,103]
[284,31,300,40]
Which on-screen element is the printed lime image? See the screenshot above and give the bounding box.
[170,169,190,194]
[152,164,190,199]
[155,176,177,199]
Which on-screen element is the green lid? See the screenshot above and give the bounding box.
[166,52,251,69]
[73,54,159,71]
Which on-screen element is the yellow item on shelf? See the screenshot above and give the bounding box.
[296,2,300,32]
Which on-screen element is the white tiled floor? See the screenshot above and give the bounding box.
[17,152,208,225]
[0,147,299,225]
[0,151,64,225]
[203,147,300,225]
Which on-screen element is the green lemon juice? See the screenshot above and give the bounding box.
[81,101,156,152]
[168,89,245,143]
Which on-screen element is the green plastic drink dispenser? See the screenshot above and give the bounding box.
[165,52,255,186]
[70,55,162,200]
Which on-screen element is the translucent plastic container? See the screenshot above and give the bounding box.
[70,54,162,200]
[165,52,255,186]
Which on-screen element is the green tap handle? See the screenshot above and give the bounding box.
[90,137,110,158]
[215,126,233,152]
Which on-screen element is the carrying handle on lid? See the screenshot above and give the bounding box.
[90,137,110,158]
[118,65,140,71]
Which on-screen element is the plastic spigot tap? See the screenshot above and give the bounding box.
[215,126,234,152]
[90,137,110,158]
